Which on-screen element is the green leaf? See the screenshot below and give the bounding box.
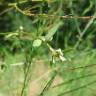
[82,0,93,15]
[33,39,42,47]
[45,21,63,41]
[5,33,18,39]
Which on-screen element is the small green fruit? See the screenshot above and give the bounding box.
[33,39,42,47]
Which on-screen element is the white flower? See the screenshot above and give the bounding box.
[55,48,66,62]
[19,26,24,31]
[48,44,66,63]
[59,55,66,62]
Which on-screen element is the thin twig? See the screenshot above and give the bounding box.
[0,7,13,16]
[29,64,96,88]
[52,72,96,88]
[7,3,96,20]
[20,47,33,96]
[39,71,57,96]
[57,80,96,96]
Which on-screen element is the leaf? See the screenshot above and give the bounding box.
[82,0,93,15]
[33,39,42,47]
[45,21,63,41]
[5,33,18,39]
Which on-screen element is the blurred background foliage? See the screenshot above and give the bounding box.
[0,0,96,96]
[0,0,96,51]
